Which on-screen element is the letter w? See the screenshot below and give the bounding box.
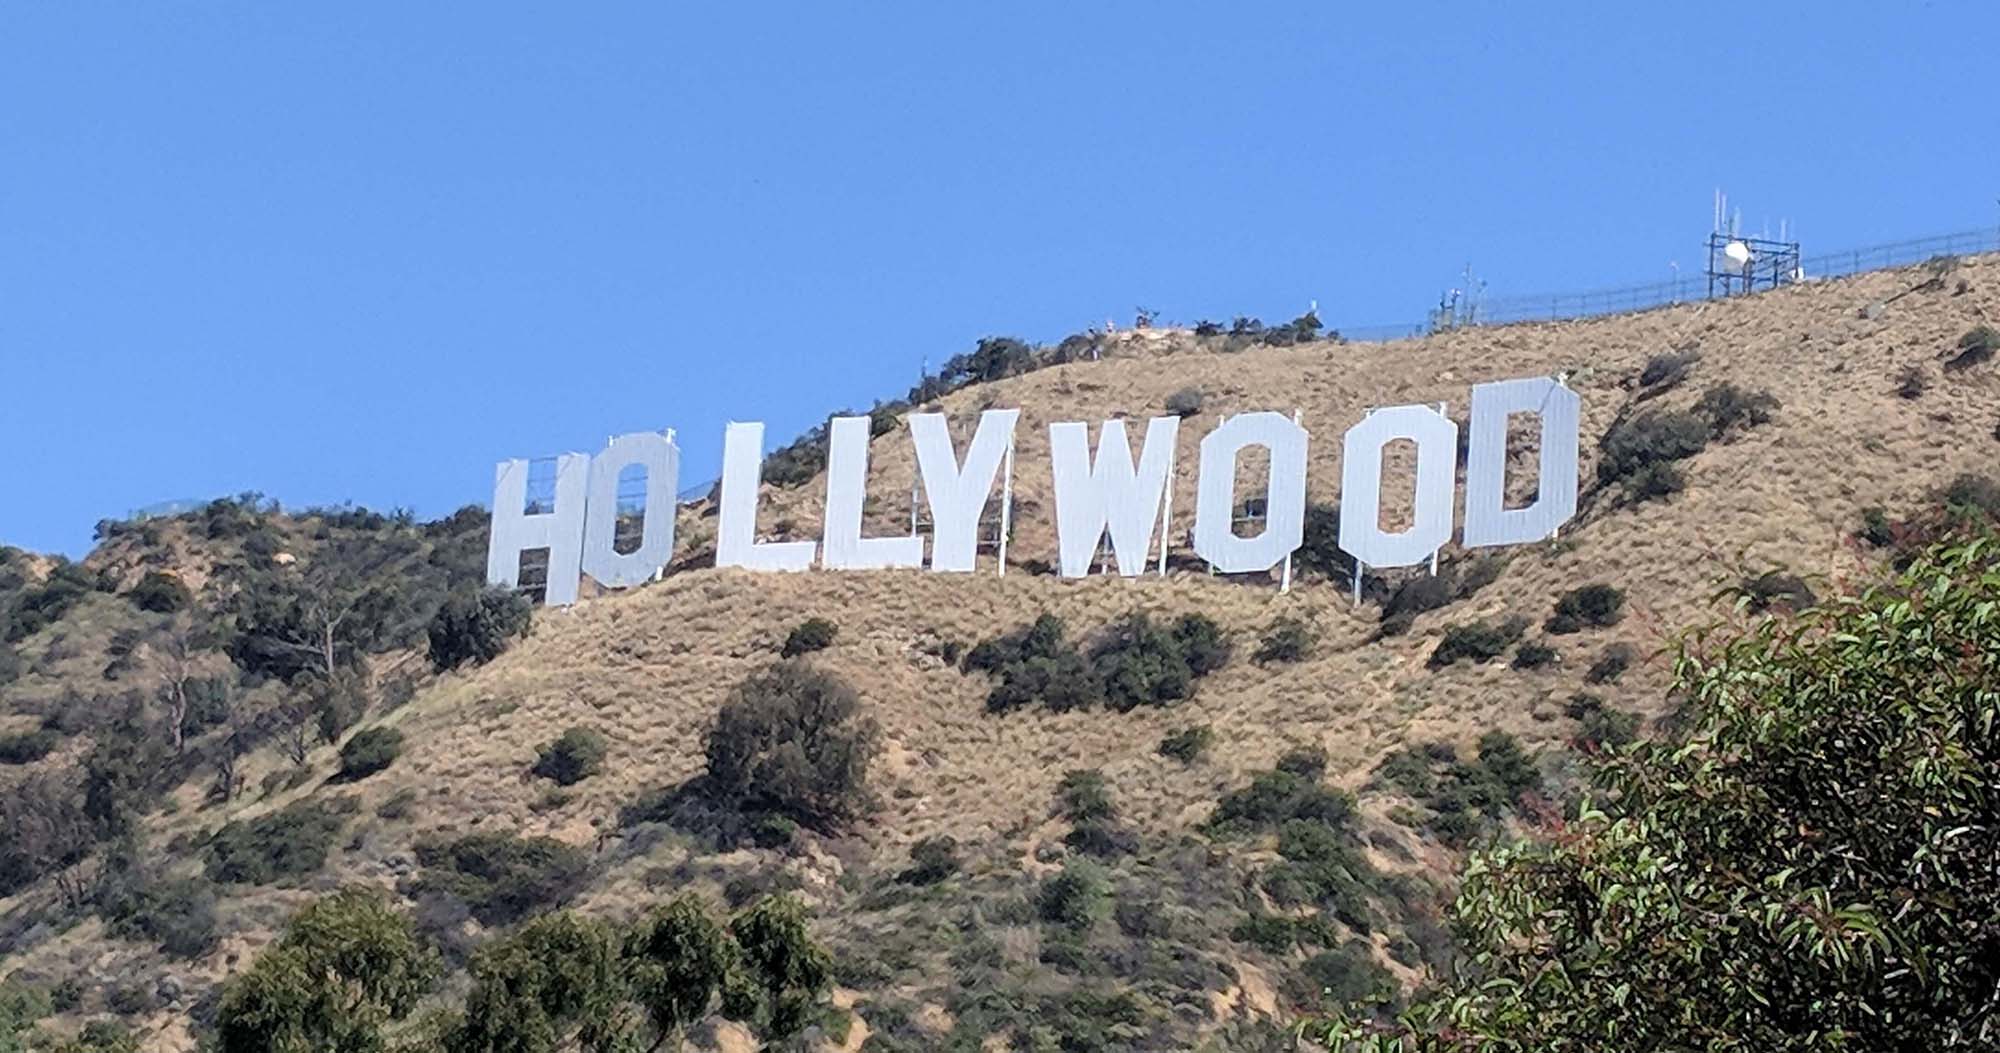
[1048,417,1180,578]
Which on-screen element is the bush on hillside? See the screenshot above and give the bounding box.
[964,614,1106,713]
[1428,617,1529,668]
[1896,364,1931,399]
[1292,502,1348,584]
[205,800,347,885]
[1586,642,1635,684]
[1694,383,1780,439]
[1157,724,1214,763]
[1512,640,1558,670]
[780,617,838,658]
[1547,583,1625,634]
[337,726,404,781]
[1565,693,1639,750]
[93,847,220,959]
[1255,617,1315,663]
[125,571,192,614]
[1164,387,1206,418]
[898,835,960,886]
[1639,348,1701,389]
[1090,612,1231,711]
[0,727,60,766]
[1596,409,1709,496]
[427,586,533,671]
[532,726,609,786]
[1945,324,1998,371]
[1037,859,1111,933]
[1737,570,1817,614]
[705,660,877,830]
[413,831,589,926]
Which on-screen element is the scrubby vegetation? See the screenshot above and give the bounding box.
[1157,724,1214,763]
[780,616,838,657]
[413,831,590,926]
[336,725,403,780]
[427,586,532,671]
[965,611,1231,714]
[532,726,609,786]
[703,660,877,831]
[205,799,348,885]
[1427,617,1527,668]
[1546,582,1625,633]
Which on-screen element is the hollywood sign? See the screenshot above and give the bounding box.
[486,376,1580,606]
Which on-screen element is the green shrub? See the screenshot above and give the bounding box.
[1037,859,1110,933]
[94,849,220,958]
[1300,940,1395,1005]
[1158,724,1214,763]
[1255,617,1315,663]
[1056,769,1114,823]
[125,571,192,614]
[1231,912,1299,954]
[1512,640,1558,670]
[899,835,959,885]
[1626,461,1687,502]
[1946,325,1998,371]
[1941,473,2000,524]
[1277,746,1329,780]
[426,586,532,671]
[1293,503,1349,584]
[532,726,608,786]
[1428,617,1528,668]
[1566,693,1639,750]
[413,831,589,925]
[337,726,404,781]
[1896,364,1931,399]
[965,614,1105,713]
[780,617,838,658]
[1091,612,1230,711]
[1596,409,1709,490]
[1378,573,1456,636]
[1372,748,1435,798]
[1586,643,1635,684]
[1210,768,1356,835]
[1164,387,1206,418]
[206,800,347,885]
[1857,507,1897,548]
[705,660,877,830]
[1694,383,1779,439]
[0,727,60,765]
[1737,570,1816,614]
[750,814,799,849]
[1547,584,1625,634]
[1639,348,1701,389]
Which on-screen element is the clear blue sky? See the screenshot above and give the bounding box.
[3,4,1994,556]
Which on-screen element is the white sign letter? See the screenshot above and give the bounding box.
[1462,377,1579,548]
[487,452,589,606]
[1049,416,1179,577]
[910,409,1019,573]
[1339,405,1457,569]
[822,415,924,570]
[716,421,817,571]
[581,431,680,589]
[1192,412,1309,573]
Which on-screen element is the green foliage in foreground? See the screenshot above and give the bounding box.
[215,887,831,1053]
[1308,536,2000,1051]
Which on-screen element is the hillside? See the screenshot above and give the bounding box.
[3,255,1999,1052]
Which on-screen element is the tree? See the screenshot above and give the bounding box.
[215,887,438,1053]
[427,587,533,671]
[0,772,92,904]
[1309,535,2000,1051]
[143,613,222,754]
[727,894,833,1045]
[228,572,397,684]
[446,913,630,1053]
[705,660,877,830]
[624,895,741,1052]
